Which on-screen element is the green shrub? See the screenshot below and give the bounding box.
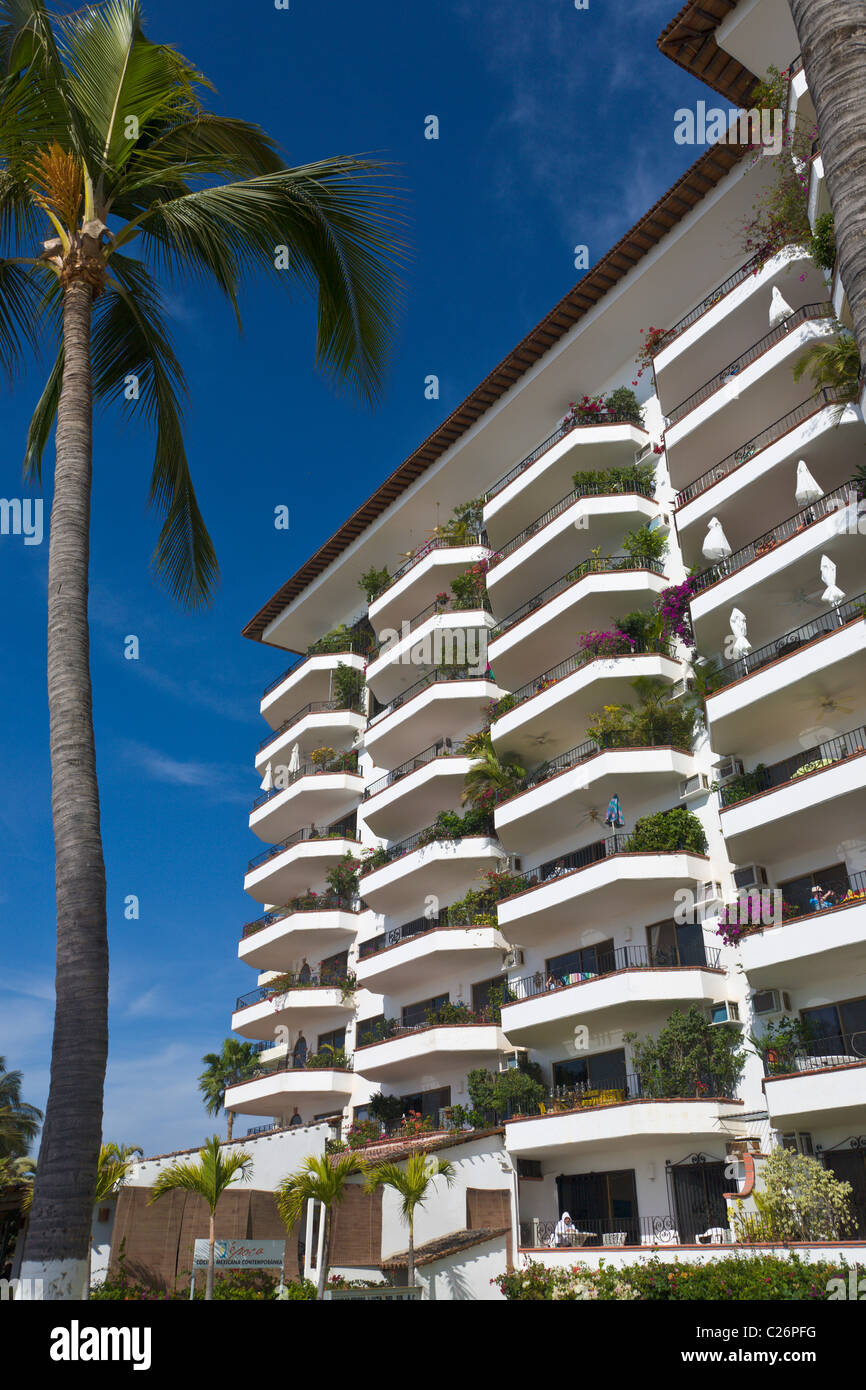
[332,661,364,710]
[628,806,707,854]
[358,565,391,603]
[603,385,644,427]
[497,1253,852,1301]
[625,1005,745,1099]
[275,1278,318,1300]
[810,211,836,271]
[619,522,667,567]
[572,460,654,496]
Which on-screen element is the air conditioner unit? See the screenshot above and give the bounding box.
[501,948,524,971]
[752,988,792,1016]
[679,772,710,800]
[699,881,723,905]
[505,854,522,872]
[498,1048,528,1072]
[715,757,745,785]
[708,1001,741,1026]
[648,512,672,532]
[668,677,695,701]
[733,864,769,893]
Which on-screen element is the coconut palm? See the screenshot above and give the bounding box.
[276,1152,366,1300]
[461,732,525,808]
[788,1,866,374]
[148,1135,253,1301]
[364,1153,455,1287]
[0,1059,42,1158]
[1,0,403,1298]
[199,1040,259,1141]
[793,331,861,402]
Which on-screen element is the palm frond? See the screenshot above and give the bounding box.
[0,255,42,375]
[148,1135,252,1211]
[276,1152,366,1229]
[23,345,63,481]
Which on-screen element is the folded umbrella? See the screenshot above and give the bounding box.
[605,794,625,829]
[769,286,794,328]
[820,555,846,606]
[703,517,732,561]
[795,459,823,507]
[730,608,752,658]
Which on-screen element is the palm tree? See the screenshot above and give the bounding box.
[199,1040,259,1141]
[1,1,403,1299]
[276,1152,366,1300]
[788,1,866,374]
[0,1059,42,1158]
[364,1153,455,1287]
[793,331,861,404]
[83,1142,138,1296]
[101,1142,143,1164]
[148,1135,252,1301]
[461,732,525,809]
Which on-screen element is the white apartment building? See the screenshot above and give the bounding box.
[226,0,866,1264]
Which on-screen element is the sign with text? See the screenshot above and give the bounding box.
[193,1239,285,1270]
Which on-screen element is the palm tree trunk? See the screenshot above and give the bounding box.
[226,1110,234,1142]
[789,0,866,369]
[407,1212,415,1288]
[206,1210,215,1301]
[19,277,108,1302]
[316,1207,330,1300]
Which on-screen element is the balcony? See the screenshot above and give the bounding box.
[244,817,361,904]
[664,304,836,491]
[362,744,473,839]
[494,737,696,855]
[239,898,361,970]
[718,724,866,862]
[249,752,363,843]
[366,594,494,703]
[226,1061,354,1119]
[737,877,866,989]
[232,972,355,1041]
[364,668,503,768]
[260,639,369,728]
[483,415,649,545]
[500,942,724,1045]
[704,594,866,755]
[354,1019,509,1084]
[487,485,657,618]
[489,641,680,765]
[359,826,504,918]
[255,700,366,775]
[368,534,490,635]
[496,837,710,945]
[355,924,509,994]
[487,558,668,691]
[763,1034,866,1131]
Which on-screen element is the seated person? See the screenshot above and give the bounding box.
[548,1212,577,1248]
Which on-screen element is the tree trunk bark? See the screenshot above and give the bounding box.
[407,1214,415,1288]
[317,1208,330,1300]
[789,0,866,369]
[226,1110,234,1142]
[19,276,108,1302]
[206,1210,215,1301]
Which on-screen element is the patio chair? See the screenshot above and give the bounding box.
[602,1232,627,1247]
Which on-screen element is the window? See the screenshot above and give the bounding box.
[552,1048,626,1092]
[471,976,504,1013]
[546,941,614,981]
[401,994,448,1028]
[780,863,848,915]
[356,1014,384,1047]
[317,1028,346,1053]
[320,949,349,982]
[399,1086,450,1120]
[557,1170,638,1242]
[782,1132,814,1156]
[800,995,866,1053]
[648,918,707,967]
[517,1159,542,1180]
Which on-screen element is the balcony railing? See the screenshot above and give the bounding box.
[367,665,494,727]
[359,822,496,877]
[380,531,489,593]
[493,557,666,640]
[517,729,690,798]
[490,476,656,568]
[355,1011,501,1048]
[364,740,458,800]
[484,409,647,504]
[262,634,371,698]
[236,971,350,1011]
[368,593,491,661]
[721,870,866,933]
[499,830,704,903]
[719,724,866,808]
[491,638,676,721]
[520,1215,691,1248]
[257,700,364,753]
[495,1075,733,1121]
[764,1031,866,1077]
[675,389,851,508]
[666,302,834,427]
[240,1050,353,1078]
[247,814,359,872]
[506,942,721,1003]
[707,591,866,694]
[652,252,765,355]
[252,750,361,810]
[242,895,359,939]
[692,484,854,595]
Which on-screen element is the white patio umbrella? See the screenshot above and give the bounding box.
[820,555,846,606]
[702,517,732,561]
[795,460,823,507]
[288,742,301,774]
[769,286,794,328]
[259,761,273,792]
[730,608,752,659]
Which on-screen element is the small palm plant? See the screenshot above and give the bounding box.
[276,1152,366,1299]
[0,1058,42,1157]
[364,1152,455,1287]
[85,1143,139,1295]
[199,1040,260,1140]
[148,1136,253,1300]
[793,330,861,405]
[461,732,525,808]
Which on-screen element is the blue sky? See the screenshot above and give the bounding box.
[1,0,721,1154]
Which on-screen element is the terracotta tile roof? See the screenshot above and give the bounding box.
[657,0,759,104]
[242,139,748,645]
[333,1127,505,1167]
[382,1226,510,1270]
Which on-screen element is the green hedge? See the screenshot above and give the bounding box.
[497,1253,852,1301]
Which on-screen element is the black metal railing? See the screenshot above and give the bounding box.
[519,729,691,796]
[493,1075,733,1122]
[364,739,457,799]
[247,814,359,872]
[262,635,371,698]
[675,389,852,508]
[764,1032,866,1077]
[238,1050,354,1079]
[355,1010,502,1047]
[493,557,666,640]
[236,971,351,1011]
[367,665,494,727]
[490,477,656,567]
[484,410,647,504]
[242,895,359,939]
[519,1215,688,1248]
[692,484,854,594]
[252,750,361,809]
[359,821,496,878]
[497,831,705,902]
[381,531,490,593]
[653,253,766,356]
[257,700,364,753]
[666,302,834,426]
[506,943,721,1003]
[368,593,491,661]
[707,591,866,694]
[719,725,866,808]
[490,638,676,721]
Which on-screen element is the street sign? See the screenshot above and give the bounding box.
[193,1239,285,1270]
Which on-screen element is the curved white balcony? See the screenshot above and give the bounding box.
[239,904,361,971]
[504,1095,743,1158]
[356,925,509,995]
[489,647,681,765]
[763,1042,866,1132]
[232,979,355,1041]
[260,649,367,729]
[496,843,711,945]
[244,829,361,905]
[354,1022,509,1084]
[738,892,866,990]
[359,833,504,919]
[494,743,696,855]
[368,539,490,635]
[255,704,365,775]
[365,672,503,768]
[362,749,474,839]
[487,562,669,692]
[366,606,495,704]
[249,766,363,844]
[226,1066,354,1119]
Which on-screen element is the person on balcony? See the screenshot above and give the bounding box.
[299,958,312,985]
[289,1107,303,1127]
[292,1032,308,1068]
[809,885,835,912]
[549,1212,576,1247]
